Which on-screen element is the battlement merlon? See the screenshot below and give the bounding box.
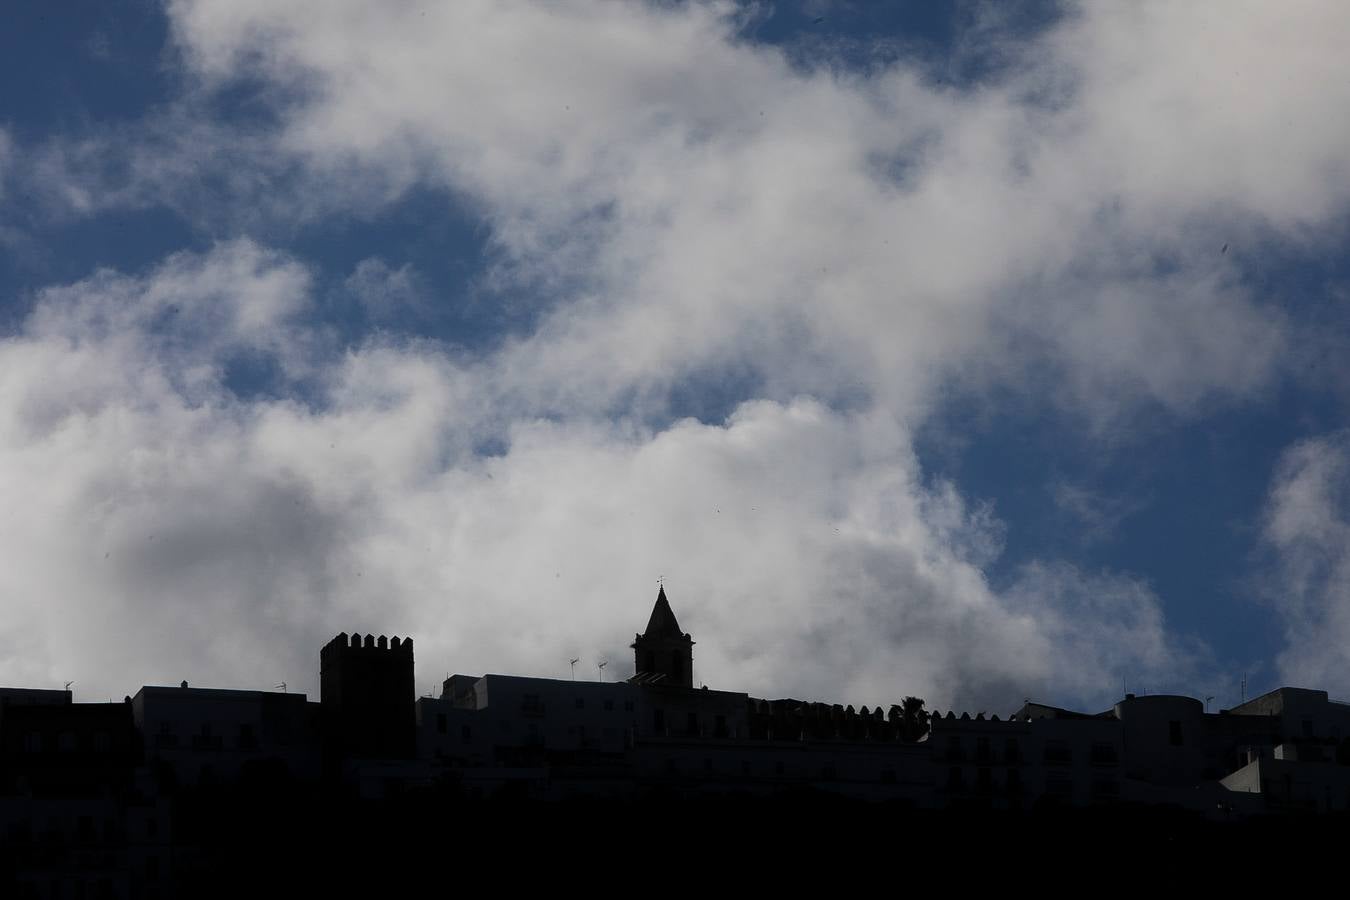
[320,632,414,658]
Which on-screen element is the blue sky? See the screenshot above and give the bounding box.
[1,1,1348,712]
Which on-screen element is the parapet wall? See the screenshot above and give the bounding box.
[321,632,414,658]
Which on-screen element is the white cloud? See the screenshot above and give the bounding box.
[146,0,1343,426]
[343,258,426,322]
[1046,2,1350,232]
[1263,432,1350,694]
[0,242,1190,710]
[1002,562,1208,703]
[1050,480,1149,545]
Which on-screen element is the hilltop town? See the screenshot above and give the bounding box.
[4,586,1350,891]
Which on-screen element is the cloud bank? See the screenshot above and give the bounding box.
[1264,432,1350,695]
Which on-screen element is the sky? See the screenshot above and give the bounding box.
[1,0,1348,714]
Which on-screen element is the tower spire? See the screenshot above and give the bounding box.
[644,583,683,637]
[632,583,694,688]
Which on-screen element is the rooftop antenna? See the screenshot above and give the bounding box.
[569,658,580,680]
[64,681,74,693]
[598,660,608,683]
[275,682,287,693]
[1205,695,1214,713]
[1241,673,1247,703]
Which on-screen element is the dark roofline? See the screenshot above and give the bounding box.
[133,685,308,702]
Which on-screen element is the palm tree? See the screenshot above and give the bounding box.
[898,696,929,742]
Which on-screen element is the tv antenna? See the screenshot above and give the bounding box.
[569,658,580,680]
[1205,695,1214,713]
[597,660,608,682]
[64,681,74,694]
[275,682,287,693]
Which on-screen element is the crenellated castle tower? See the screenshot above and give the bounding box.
[320,632,415,760]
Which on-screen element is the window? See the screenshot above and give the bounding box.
[461,724,472,741]
[1043,741,1071,765]
[704,758,714,773]
[22,732,42,754]
[1303,719,1315,739]
[881,769,897,784]
[58,732,77,753]
[775,761,785,777]
[654,708,666,733]
[624,700,634,712]
[604,699,614,712]
[1004,738,1021,764]
[193,723,221,751]
[155,722,177,749]
[687,712,699,736]
[741,761,752,776]
[714,715,727,737]
[975,737,991,763]
[93,731,111,753]
[944,736,964,762]
[521,694,543,714]
[1090,742,1118,765]
[1169,720,1183,746]
[238,723,257,750]
[436,714,447,734]
[575,697,585,710]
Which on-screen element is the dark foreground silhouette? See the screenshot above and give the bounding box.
[104,783,1350,894]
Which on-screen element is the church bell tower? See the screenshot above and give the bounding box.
[631,584,694,688]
